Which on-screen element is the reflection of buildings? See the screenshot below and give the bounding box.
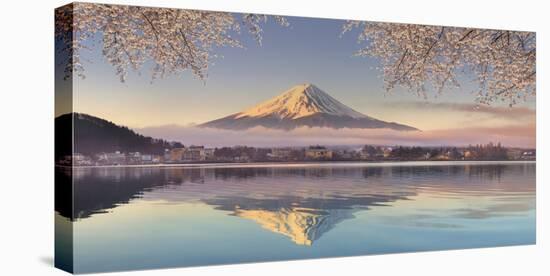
[234,207,354,246]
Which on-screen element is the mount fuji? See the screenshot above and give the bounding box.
[200,83,418,131]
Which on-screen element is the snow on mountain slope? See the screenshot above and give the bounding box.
[200,83,418,131]
[236,83,368,120]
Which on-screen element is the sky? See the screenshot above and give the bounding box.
[69,14,535,148]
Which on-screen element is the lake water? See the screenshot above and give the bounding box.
[55,161,536,273]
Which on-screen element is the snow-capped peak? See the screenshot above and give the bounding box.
[235,83,369,120]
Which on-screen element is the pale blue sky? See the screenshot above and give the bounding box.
[71,13,534,147]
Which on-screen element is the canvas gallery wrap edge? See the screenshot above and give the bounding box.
[55,2,536,274]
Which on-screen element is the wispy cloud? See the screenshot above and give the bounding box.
[386,101,535,120]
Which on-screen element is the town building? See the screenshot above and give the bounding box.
[73,153,93,166]
[141,154,153,163]
[183,146,206,161]
[463,150,475,159]
[269,148,293,160]
[521,151,536,160]
[506,149,523,160]
[335,149,355,159]
[305,146,333,160]
[152,155,162,164]
[127,152,142,164]
[169,148,186,162]
[382,147,393,158]
[204,148,215,160]
[234,154,250,162]
[97,151,126,165]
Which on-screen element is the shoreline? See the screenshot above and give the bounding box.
[57,160,536,170]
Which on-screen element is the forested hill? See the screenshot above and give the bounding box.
[55,113,183,157]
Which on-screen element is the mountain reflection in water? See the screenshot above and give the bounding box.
[56,162,535,246]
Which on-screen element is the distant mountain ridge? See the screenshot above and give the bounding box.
[55,113,183,157]
[200,83,418,131]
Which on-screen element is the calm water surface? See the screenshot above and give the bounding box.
[56,161,536,273]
